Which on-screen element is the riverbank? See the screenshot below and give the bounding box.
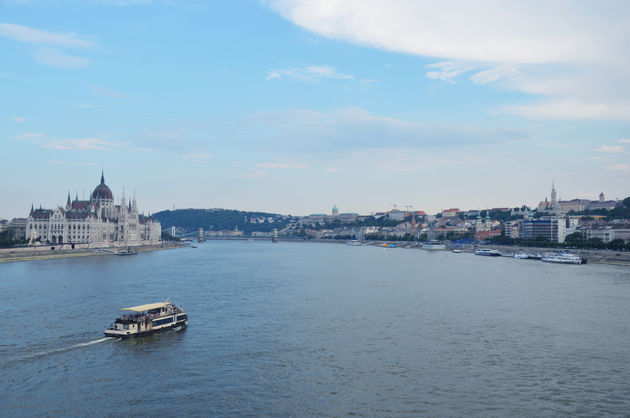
[0,242,185,264]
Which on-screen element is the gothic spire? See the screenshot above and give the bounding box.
[100,170,105,184]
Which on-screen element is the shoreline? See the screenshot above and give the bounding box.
[0,242,185,264]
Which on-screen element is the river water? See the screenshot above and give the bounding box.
[1,241,629,416]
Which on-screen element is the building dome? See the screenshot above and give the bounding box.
[91,172,113,201]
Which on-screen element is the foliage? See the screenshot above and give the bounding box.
[161,231,180,241]
[0,230,28,248]
[152,209,293,234]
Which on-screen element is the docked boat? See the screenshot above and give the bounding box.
[452,249,462,253]
[475,249,501,257]
[115,247,137,256]
[542,252,586,265]
[104,300,188,338]
[513,252,529,259]
[422,241,447,250]
[347,240,362,246]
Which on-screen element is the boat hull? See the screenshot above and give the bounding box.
[105,319,187,338]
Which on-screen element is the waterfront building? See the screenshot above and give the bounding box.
[25,172,161,246]
[585,226,630,243]
[519,218,566,243]
[8,218,27,239]
[441,208,459,218]
[504,220,521,239]
[0,219,7,232]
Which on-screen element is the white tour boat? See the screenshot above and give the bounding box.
[513,252,529,259]
[423,241,447,250]
[104,300,188,338]
[475,249,501,257]
[542,252,586,265]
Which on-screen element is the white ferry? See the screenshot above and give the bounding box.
[422,241,447,250]
[475,249,501,257]
[104,300,188,338]
[513,252,529,259]
[542,252,587,265]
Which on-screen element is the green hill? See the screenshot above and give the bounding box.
[151,209,294,234]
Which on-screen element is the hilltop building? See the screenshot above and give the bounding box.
[26,172,161,246]
[538,182,618,214]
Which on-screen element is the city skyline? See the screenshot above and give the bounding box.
[2,1,629,218]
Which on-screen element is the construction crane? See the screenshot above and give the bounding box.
[390,203,399,211]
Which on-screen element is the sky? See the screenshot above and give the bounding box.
[1,0,629,218]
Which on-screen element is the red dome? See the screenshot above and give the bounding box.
[91,172,113,201]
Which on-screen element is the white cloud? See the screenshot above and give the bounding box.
[243,107,528,151]
[182,153,212,163]
[91,85,129,99]
[425,62,477,84]
[11,116,27,123]
[256,162,308,169]
[0,23,94,47]
[266,65,354,81]
[502,99,630,120]
[13,132,44,139]
[595,145,624,153]
[470,64,520,84]
[269,1,630,120]
[34,49,90,68]
[619,139,630,144]
[324,167,340,173]
[44,138,115,150]
[604,164,630,172]
[240,169,269,178]
[360,78,379,84]
[47,160,101,167]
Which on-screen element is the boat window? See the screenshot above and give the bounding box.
[123,324,129,330]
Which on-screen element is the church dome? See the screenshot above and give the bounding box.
[91,172,113,201]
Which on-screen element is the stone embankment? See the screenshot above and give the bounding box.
[0,242,185,264]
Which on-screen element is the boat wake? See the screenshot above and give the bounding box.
[9,337,117,363]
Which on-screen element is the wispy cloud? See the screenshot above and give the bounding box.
[34,49,90,69]
[243,107,528,152]
[240,169,269,178]
[0,23,94,47]
[91,85,129,100]
[595,145,624,153]
[182,153,212,163]
[619,139,630,144]
[270,1,630,120]
[425,62,477,84]
[256,162,308,169]
[266,65,354,81]
[44,137,116,150]
[604,164,630,172]
[13,132,45,139]
[47,160,101,167]
[11,116,27,123]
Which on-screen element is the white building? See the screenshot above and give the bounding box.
[26,172,161,246]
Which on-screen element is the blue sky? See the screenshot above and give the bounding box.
[1,0,629,218]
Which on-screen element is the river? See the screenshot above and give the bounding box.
[1,241,629,416]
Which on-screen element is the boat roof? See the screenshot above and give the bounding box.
[121,302,171,312]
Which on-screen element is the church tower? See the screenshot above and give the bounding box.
[551,181,557,206]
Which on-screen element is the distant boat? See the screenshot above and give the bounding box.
[423,241,446,250]
[542,252,586,264]
[513,252,529,259]
[115,247,137,256]
[380,243,396,248]
[475,249,501,257]
[347,240,362,246]
[452,249,462,253]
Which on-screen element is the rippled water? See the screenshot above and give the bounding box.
[1,241,630,416]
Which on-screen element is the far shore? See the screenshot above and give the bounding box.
[0,242,185,264]
[201,236,630,267]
